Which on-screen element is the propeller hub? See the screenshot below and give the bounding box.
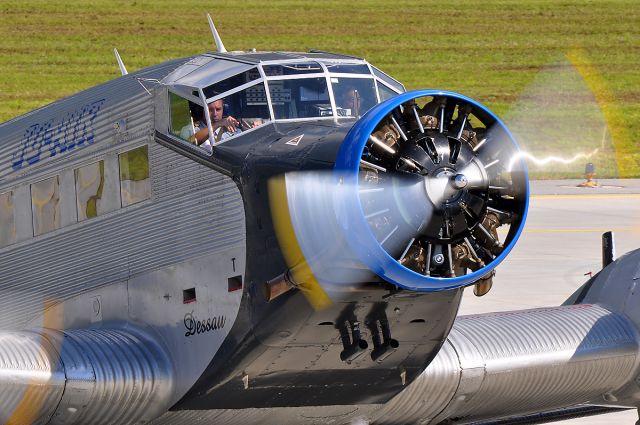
[424,168,469,208]
[451,173,468,190]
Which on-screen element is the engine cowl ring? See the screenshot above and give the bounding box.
[334,90,529,291]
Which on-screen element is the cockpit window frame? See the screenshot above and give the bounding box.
[319,62,338,118]
[369,64,405,93]
[161,56,406,151]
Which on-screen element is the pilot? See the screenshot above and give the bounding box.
[338,88,362,117]
[180,99,241,151]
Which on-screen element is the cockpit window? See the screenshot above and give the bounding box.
[325,63,371,74]
[163,57,406,143]
[377,81,400,102]
[263,62,323,77]
[215,83,271,137]
[168,83,271,151]
[268,77,331,119]
[203,68,261,100]
[370,65,405,93]
[169,91,203,143]
[332,77,377,118]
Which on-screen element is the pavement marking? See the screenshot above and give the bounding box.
[531,194,640,199]
[525,228,640,233]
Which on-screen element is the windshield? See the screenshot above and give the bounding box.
[266,75,380,121]
[331,77,377,118]
[260,60,399,121]
[165,58,404,150]
[268,77,331,119]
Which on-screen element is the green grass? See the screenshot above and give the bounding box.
[1,0,638,177]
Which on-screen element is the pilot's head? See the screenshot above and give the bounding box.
[340,88,361,115]
[208,99,224,123]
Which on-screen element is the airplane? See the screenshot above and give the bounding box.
[0,16,638,425]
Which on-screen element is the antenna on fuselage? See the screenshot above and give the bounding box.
[207,13,227,53]
[113,48,128,76]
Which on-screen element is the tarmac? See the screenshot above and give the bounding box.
[458,179,640,424]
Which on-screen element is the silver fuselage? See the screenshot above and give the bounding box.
[2,51,640,425]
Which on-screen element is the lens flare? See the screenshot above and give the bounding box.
[507,148,599,172]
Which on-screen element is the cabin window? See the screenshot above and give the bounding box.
[119,145,151,207]
[75,160,106,221]
[268,78,331,119]
[331,77,378,118]
[0,191,16,247]
[31,176,61,236]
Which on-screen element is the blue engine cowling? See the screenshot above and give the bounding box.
[332,90,529,291]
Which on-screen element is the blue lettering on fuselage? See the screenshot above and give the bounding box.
[11,99,106,171]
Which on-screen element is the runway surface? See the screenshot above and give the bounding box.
[459,179,640,424]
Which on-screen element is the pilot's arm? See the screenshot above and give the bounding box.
[192,126,211,144]
[185,116,238,145]
[211,116,241,142]
[241,118,264,129]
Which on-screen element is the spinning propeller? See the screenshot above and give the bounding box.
[269,90,529,308]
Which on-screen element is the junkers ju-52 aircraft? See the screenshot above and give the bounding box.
[1,18,640,425]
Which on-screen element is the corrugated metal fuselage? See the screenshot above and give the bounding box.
[0,55,464,418]
[0,58,250,411]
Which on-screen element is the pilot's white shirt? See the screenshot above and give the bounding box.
[179,120,240,153]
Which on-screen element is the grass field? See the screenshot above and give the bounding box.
[1,0,638,178]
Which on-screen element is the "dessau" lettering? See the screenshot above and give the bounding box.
[184,311,227,337]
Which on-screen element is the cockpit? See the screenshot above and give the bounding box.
[158,51,404,153]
